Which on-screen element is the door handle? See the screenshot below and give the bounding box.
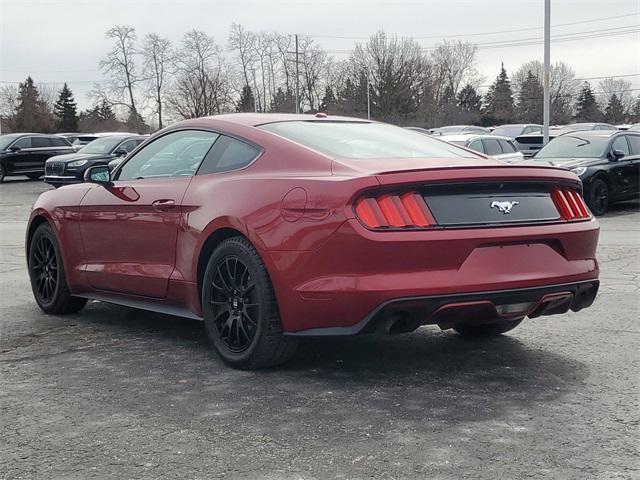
[151,199,176,211]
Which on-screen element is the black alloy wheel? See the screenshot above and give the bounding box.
[588,178,609,216]
[202,237,297,369]
[28,223,87,314]
[209,255,259,353]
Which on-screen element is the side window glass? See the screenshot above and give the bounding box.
[482,138,502,156]
[50,137,68,147]
[611,136,630,156]
[498,140,516,152]
[32,137,52,148]
[627,135,640,155]
[13,137,32,149]
[468,140,484,153]
[117,140,137,153]
[117,130,219,181]
[198,136,261,175]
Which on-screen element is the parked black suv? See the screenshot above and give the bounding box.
[44,134,147,187]
[0,133,75,182]
[532,130,640,215]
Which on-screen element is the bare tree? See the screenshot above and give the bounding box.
[299,37,328,112]
[598,77,634,112]
[99,25,141,130]
[430,41,481,103]
[228,24,257,94]
[512,60,578,124]
[142,33,172,129]
[168,30,232,119]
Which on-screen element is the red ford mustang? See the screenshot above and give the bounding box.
[27,113,600,368]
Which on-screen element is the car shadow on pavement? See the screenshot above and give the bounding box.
[27,301,589,430]
[602,198,639,216]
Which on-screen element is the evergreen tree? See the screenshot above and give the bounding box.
[53,83,78,132]
[336,74,368,118]
[236,85,255,112]
[96,99,116,121]
[125,110,149,133]
[438,85,459,124]
[13,76,54,132]
[456,83,482,123]
[574,82,602,121]
[319,86,337,114]
[604,94,626,124]
[631,95,640,123]
[483,63,515,125]
[516,70,543,123]
[270,87,296,113]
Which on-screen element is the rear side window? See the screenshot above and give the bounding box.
[627,135,640,155]
[498,139,517,152]
[482,138,502,156]
[32,137,52,148]
[611,136,630,156]
[198,136,261,175]
[50,137,69,147]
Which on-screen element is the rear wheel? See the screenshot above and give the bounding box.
[28,223,87,314]
[202,237,298,369]
[586,178,609,216]
[454,318,523,338]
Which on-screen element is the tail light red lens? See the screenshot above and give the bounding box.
[551,188,591,220]
[355,192,434,229]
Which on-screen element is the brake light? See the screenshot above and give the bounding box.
[355,192,435,229]
[551,188,591,220]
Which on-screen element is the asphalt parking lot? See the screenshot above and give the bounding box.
[0,178,638,480]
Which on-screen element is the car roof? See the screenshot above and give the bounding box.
[444,133,513,142]
[204,113,370,128]
[558,129,625,138]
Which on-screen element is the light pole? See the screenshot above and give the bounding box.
[543,0,551,145]
[366,71,371,120]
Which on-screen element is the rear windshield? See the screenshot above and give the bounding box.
[260,121,480,159]
[535,135,610,159]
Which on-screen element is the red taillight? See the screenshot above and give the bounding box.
[355,191,434,229]
[551,188,591,220]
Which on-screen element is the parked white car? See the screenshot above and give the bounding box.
[444,134,524,162]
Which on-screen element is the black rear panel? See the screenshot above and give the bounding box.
[423,182,561,226]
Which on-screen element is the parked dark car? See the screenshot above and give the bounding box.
[44,134,147,187]
[0,133,76,182]
[515,123,617,158]
[532,130,640,215]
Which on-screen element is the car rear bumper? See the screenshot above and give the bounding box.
[266,218,600,334]
[285,280,599,336]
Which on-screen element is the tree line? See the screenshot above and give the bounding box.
[1,25,639,134]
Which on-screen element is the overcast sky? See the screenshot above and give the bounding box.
[1,0,638,110]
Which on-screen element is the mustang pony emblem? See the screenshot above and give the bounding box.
[490,200,519,214]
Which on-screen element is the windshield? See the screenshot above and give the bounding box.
[492,126,525,137]
[78,137,126,154]
[260,121,480,159]
[535,135,610,159]
[0,135,20,151]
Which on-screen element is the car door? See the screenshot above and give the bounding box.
[622,134,640,196]
[5,136,35,172]
[78,129,220,298]
[609,135,634,199]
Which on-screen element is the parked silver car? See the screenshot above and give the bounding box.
[444,134,524,162]
[491,124,542,139]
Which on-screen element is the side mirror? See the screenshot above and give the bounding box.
[84,165,112,186]
[610,149,626,161]
[113,149,127,157]
[8,145,21,152]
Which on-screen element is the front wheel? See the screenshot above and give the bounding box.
[0,162,5,183]
[202,237,298,369]
[454,318,523,338]
[586,178,609,216]
[28,222,87,314]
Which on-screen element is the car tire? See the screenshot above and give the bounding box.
[586,178,609,216]
[453,318,523,338]
[0,162,5,183]
[26,173,42,180]
[202,236,298,369]
[28,222,87,314]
